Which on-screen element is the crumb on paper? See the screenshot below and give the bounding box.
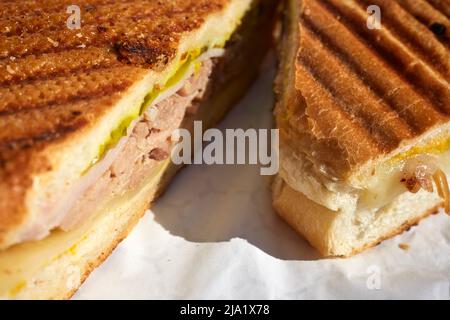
[399,243,410,251]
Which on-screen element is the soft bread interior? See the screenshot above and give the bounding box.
[273,175,443,257]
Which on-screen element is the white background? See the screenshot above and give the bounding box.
[74,55,450,300]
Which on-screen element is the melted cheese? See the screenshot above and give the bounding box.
[391,135,450,164]
[360,146,450,210]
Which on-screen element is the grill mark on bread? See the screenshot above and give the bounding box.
[0,48,120,86]
[358,0,450,71]
[1,24,154,60]
[0,63,121,89]
[0,84,129,117]
[0,123,85,154]
[300,3,439,136]
[276,0,450,179]
[0,0,135,18]
[295,62,383,165]
[426,0,450,19]
[396,0,450,46]
[0,2,222,61]
[0,125,85,152]
[0,66,141,115]
[0,95,118,143]
[398,0,446,25]
[298,26,414,149]
[114,39,175,68]
[0,1,161,37]
[317,0,450,114]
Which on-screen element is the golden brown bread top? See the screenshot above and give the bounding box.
[0,0,234,237]
[276,0,450,180]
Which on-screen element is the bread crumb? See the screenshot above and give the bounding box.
[47,37,59,47]
[6,65,15,74]
[399,243,410,251]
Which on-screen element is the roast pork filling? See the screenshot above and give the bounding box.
[59,59,215,230]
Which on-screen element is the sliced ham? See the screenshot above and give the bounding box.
[60,58,215,230]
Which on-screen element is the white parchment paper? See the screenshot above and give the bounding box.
[74,55,450,300]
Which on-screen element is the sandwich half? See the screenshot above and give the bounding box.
[273,0,449,257]
[0,0,276,299]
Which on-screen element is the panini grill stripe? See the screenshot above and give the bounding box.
[299,23,415,149]
[0,18,167,60]
[425,0,450,19]
[0,2,222,60]
[295,61,383,163]
[358,0,449,74]
[0,95,118,143]
[321,0,450,114]
[0,1,178,38]
[0,124,86,152]
[0,47,119,86]
[304,0,448,136]
[397,0,450,30]
[0,66,143,115]
[398,0,450,46]
[0,0,132,18]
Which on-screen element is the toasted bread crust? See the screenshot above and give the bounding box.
[0,0,248,246]
[275,0,450,180]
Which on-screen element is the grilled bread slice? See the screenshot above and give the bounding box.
[273,0,450,257]
[0,0,255,249]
